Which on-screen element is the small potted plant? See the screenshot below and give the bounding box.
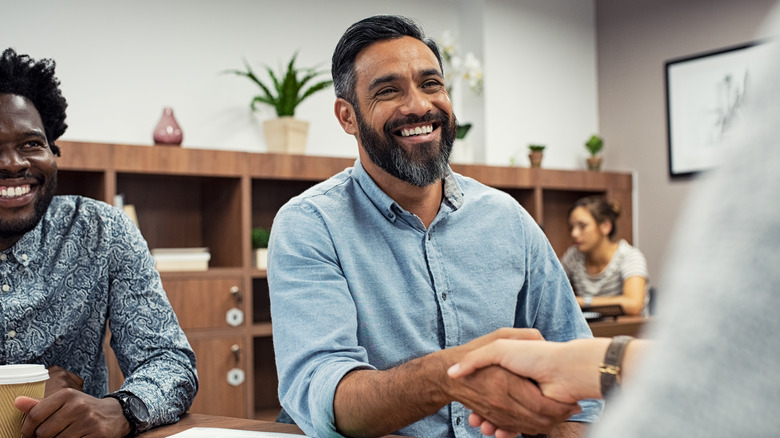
[225,52,333,154]
[528,144,546,168]
[585,134,604,171]
[251,227,271,270]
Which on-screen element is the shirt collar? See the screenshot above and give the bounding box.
[442,166,464,209]
[351,158,465,223]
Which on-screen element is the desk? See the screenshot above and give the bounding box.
[138,414,304,437]
[138,413,404,437]
[588,316,649,338]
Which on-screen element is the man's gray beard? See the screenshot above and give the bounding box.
[355,107,455,187]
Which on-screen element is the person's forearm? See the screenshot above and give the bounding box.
[553,337,648,400]
[548,421,587,438]
[613,337,646,386]
[333,351,451,437]
[579,295,643,315]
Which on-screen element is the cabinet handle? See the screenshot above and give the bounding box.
[230,285,243,304]
[231,344,241,362]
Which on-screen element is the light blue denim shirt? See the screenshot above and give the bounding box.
[268,160,602,438]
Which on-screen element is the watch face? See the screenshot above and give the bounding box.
[126,395,151,424]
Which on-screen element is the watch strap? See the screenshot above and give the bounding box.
[599,335,633,397]
[103,391,148,436]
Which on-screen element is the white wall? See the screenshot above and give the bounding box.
[596,0,777,286]
[484,0,599,168]
[2,0,598,168]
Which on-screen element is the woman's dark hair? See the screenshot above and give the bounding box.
[331,15,442,107]
[571,195,621,239]
[0,48,68,156]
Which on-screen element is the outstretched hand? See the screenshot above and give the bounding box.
[448,338,610,404]
[439,329,582,436]
[447,338,612,437]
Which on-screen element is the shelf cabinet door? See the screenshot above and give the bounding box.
[187,337,248,417]
[164,277,246,330]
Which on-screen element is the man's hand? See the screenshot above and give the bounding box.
[438,329,581,436]
[446,365,580,435]
[14,389,131,438]
[333,328,579,437]
[44,366,84,397]
[449,338,612,404]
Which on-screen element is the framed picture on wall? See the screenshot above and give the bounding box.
[665,41,771,177]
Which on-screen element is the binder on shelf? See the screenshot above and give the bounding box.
[123,204,139,229]
[151,247,211,272]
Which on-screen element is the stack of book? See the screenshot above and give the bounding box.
[151,247,211,272]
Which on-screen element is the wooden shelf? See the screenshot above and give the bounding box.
[56,140,632,419]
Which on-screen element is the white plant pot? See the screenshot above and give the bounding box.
[264,117,309,154]
[253,248,268,270]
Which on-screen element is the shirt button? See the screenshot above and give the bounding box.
[8,330,16,338]
[442,292,447,301]
[0,254,6,261]
[388,212,395,219]
[21,254,28,261]
[2,284,9,292]
[456,417,461,425]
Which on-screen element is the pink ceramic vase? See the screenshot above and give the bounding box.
[153,107,183,146]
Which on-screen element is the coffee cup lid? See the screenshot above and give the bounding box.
[0,364,49,384]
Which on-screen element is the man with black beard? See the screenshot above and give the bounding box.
[268,15,601,438]
[0,48,197,437]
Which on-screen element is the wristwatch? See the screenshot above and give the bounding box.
[104,391,150,436]
[598,335,634,397]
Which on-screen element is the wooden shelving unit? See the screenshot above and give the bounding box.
[56,141,632,420]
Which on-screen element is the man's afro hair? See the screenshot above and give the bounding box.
[0,48,68,156]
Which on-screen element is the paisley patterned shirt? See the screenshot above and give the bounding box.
[0,195,197,429]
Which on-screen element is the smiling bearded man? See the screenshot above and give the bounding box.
[267,15,602,438]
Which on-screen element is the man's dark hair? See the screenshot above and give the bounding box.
[332,15,443,106]
[0,48,68,156]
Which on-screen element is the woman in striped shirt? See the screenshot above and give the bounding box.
[561,196,649,316]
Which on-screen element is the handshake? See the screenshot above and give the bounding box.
[444,328,636,438]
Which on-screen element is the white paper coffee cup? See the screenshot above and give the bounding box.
[0,365,49,437]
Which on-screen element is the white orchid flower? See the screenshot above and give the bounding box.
[438,31,484,96]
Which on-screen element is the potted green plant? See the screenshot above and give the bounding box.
[225,52,333,154]
[251,227,271,270]
[585,134,604,171]
[528,144,545,168]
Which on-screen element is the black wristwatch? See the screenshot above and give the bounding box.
[104,391,150,436]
